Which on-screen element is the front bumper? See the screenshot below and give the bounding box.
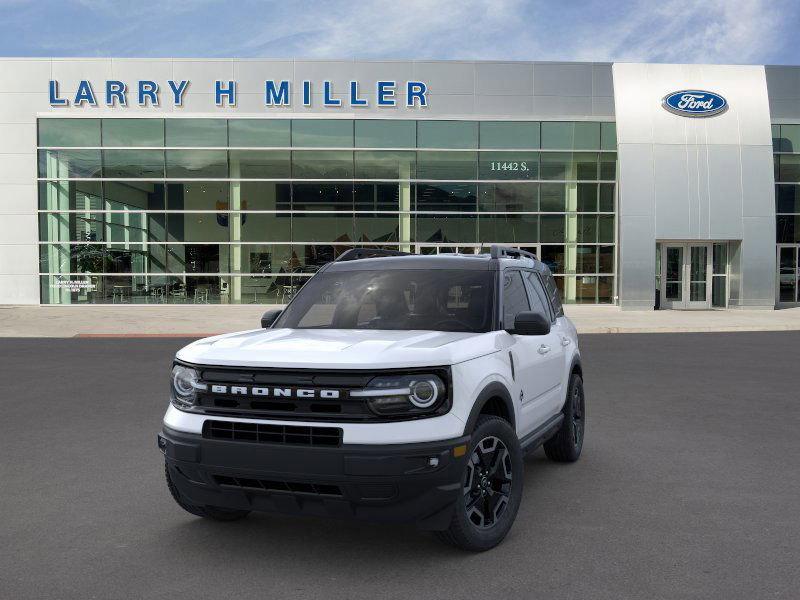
[159,426,470,530]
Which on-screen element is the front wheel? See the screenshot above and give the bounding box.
[543,373,585,463]
[436,416,523,552]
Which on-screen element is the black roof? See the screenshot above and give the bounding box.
[326,253,498,271]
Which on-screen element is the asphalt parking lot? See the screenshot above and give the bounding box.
[1,332,799,600]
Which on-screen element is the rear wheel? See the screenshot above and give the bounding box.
[436,416,523,551]
[543,373,585,463]
[164,464,250,521]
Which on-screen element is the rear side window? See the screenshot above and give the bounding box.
[523,271,552,321]
[541,269,564,317]
[502,271,530,328]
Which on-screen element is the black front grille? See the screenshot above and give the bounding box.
[203,420,342,447]
[213,475,343,497]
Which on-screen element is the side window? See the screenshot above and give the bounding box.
[542,269,564,318]
[522,271,552,320]
[502,271,531,328]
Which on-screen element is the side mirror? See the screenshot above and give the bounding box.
[260,309,282,329]
[508,311,551,336]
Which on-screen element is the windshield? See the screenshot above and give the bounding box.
[274,269,496,332]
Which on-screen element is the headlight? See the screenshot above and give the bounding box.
[351,373,447,417]
[170,364,206,409]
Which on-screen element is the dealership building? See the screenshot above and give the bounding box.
[0,58,799,309]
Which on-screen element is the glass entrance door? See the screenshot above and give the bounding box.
[660,243,712,309]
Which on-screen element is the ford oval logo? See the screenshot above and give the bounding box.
[662,90,728,117]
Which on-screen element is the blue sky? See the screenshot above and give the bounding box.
[1,0,798,64]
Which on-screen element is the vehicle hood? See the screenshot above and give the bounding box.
[176,328,501,369]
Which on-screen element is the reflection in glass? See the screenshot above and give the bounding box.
[355,120,415,148]
[165,119,227,147]
[39,119,101,147]
[478,214,537,243]
[229,150,290,178]
[166,150,228,178]
[229,119,290,147]
[102,150,165,178]
[167,182,229,211]
[478,152,539,180]
[103,119,164,147]
[292,120,353,147]
[415,214,477,243]
[479,121,539,149]
[292,183,353,211]
[292,151,353,178]
[292,213,355,243]
[38,149,102,178]
[417,121,478,149]
[478,183,538,212]
[354,151,415,179]
[416,183,477,212]
[416,151,477,180]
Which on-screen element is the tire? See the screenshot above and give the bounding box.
[164,463,250,521]
[436,415,523,552]
[543,373,585,463]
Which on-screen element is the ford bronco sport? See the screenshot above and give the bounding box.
[159,245,585,551]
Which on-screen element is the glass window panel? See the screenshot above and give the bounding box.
[540,245,565,274]
[39,181,103,211]
[229,150,290,178]
[165,119,227,147]
[39,211,105,242]
[478,214,538,243]
[290,244,352,272]
[541,122,573,150]
[39,243,106,274]
[573,122,601,149]
[713,243,727,274]
[292,212,354,243]
[600,152,616,180]
[38,149,102,178]
[502,271,531,326]
[577,183,598,212]
[415,183,477,212]
[597,276,613,303]
[238,274,298,303]
[166,182,229,211]
[598,214,614,243]
[778,155,800,183]
[540,152,571,180]
[292,120,353,147]
[415,214,477,243]
[774,155,779,182]
[598,245,614,273]
[539,183,566,212]
[417,121,478,149]
[167,244,225,273]
[779,275,797,302]
[772,124,781,152]
[292,183,353,211]
[780,124,800,153]
[776,184,800,213]
[228,119,290,147]
[354,120,416,148]
[354,183,402,211]
[238,181,291,211]
[779,247,796,275]
[577,215,597,243]
[576,245,597,273]
[575,275,597,303]
[103,182,165,211]
[39,119,100,147]
[354,151,415,179]
[540,215,566,243]
[478,183,538,212]
[167,212,231,243]
[776,216,799,243]
[240,212,291,242]
[166,150,227,178]
[416,151,476,179]
[478,152,539,179]
[600,122,617,151]
[712,276,727,307]
[103,150,164,178]
[106,212,153,244]
[292,150,353,178]
[479,122,539,149]
[575,152,599,180]
[102,119,164,147]
[599,183,615,212]
[354,213,400,243]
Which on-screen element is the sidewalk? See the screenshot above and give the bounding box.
[2,304,800,337]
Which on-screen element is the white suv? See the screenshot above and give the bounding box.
[159,246,584,551]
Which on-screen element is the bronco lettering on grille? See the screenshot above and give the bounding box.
[209,385,341,399]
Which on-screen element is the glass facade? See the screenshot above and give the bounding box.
[774,124,800,303]
[37,118,617,304]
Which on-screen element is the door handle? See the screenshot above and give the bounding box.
[538,344,551,355]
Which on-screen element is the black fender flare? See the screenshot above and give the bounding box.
[463,381,516,435]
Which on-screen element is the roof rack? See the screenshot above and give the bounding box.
[335,248,412,262]
[489,245,538,261]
